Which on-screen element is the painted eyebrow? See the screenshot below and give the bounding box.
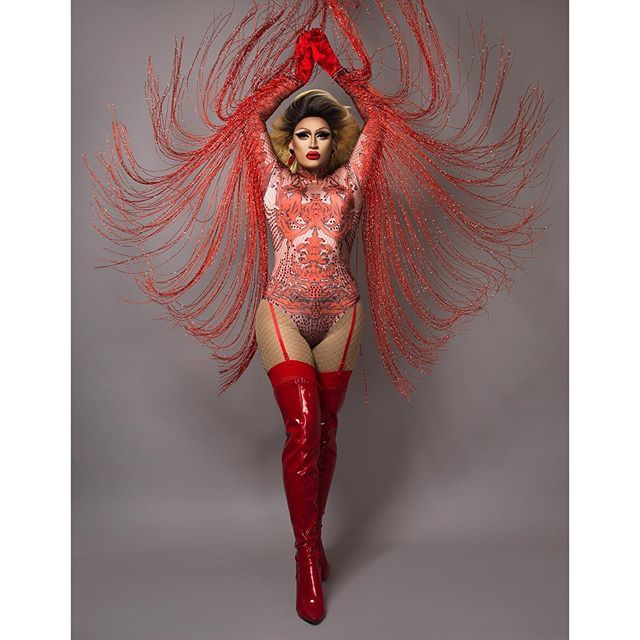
[294,128,332,133]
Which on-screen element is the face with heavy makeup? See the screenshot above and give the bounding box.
[288,116,335,172]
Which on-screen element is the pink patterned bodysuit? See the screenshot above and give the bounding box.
[261,159,364,346]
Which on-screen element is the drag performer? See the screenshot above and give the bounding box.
[85,0,551,624]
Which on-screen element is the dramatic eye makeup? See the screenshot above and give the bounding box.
[294,129,332,140]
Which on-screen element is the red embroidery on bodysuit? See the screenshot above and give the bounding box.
[264,165,362,345]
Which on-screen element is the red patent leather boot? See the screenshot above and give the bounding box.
[316,369,352,581]
[268,360,325,624]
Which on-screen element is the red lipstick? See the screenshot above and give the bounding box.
[306,152,321,159]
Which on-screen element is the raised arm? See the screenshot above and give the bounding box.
[306,29,383,187]
[246,33,315,185]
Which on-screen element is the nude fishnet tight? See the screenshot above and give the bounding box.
[255,299,314,369]
[312,301,363,371]
[255,299,364,373]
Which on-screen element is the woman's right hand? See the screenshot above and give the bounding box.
[295,32,315,83]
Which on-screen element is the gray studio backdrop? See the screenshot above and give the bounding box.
[72,0,568,638]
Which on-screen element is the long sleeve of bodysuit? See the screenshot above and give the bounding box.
[247,71,307,188]
[332,68,383,190]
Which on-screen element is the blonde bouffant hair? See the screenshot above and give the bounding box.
[269,89,360,174]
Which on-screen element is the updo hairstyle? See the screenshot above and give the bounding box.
[269,89,360,173]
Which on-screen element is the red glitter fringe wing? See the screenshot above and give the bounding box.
[326,0,554,398]
[84,3,322,394]
[85,1,553,399]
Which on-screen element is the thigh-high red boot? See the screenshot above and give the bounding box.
[316,369,352,581]
[267,360,325,624]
